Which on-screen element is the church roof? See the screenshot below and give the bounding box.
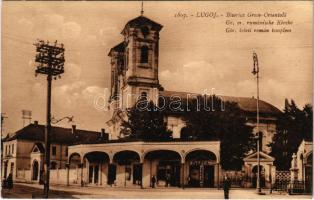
[108,42,125,56]
[243,151,275,162]
[121,15,163,34]
[159,90,282,115]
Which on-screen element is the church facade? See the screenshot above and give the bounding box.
[67,14,282,188]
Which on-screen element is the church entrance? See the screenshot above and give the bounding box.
[252,165,265,188]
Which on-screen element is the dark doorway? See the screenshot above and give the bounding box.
[108,164,116,185]
[94,165,99,184]
[186,150,217,188]
[204,165,214,187]
[252,165,265,188]
[10,163,14,177]
[32,161,39,180]
[305,153,312,193]
[3,161,8,179]
[157,161,181,187]
[89,166,93,183]
[188,163,215,187]
[145,150,182,187]
[189,164,200,187]
[133,164,142,185]
[305,166,312,193]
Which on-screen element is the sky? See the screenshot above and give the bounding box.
[1,1,312,135]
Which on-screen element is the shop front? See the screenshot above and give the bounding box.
[67,141,220,188]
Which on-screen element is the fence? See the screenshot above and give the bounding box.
[273,171,290,192]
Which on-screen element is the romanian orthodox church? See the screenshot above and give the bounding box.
[5,13,283,189]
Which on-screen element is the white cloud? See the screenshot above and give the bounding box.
[18,18,34,31]
[160,60,233,94]
[33,14,82,42]
[62,22,82,39]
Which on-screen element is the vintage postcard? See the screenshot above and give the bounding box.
[1,1,312,199]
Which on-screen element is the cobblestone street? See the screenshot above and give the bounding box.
[1,183,312,199]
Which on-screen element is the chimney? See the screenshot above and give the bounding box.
[101,128,105,138]
[72,125,76,135]
[100,128,109,141]
[34,121,38,125]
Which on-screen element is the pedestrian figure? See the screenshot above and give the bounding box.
[151,175,156,188]
[223,174,231,199]
[6,173,13,190]
[2,177,8,189]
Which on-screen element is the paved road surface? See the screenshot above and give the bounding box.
[2,183,312,199]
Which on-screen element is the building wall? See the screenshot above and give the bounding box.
[295,140,313,181]
[2,140,20,180]
[247,120,277,153]
[166,116,186,139]
[2,139,70,182]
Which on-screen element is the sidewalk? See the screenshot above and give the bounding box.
[9,183,312,199]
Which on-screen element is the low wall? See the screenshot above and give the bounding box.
[15,168,80,185]
[16,169,31,183]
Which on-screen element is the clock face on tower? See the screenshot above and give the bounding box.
[141,26,149,37]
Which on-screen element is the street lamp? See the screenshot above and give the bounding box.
[252,51,262,194]
[51,116,74,124]
[34,39,65,198]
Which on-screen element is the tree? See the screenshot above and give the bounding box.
[183,95,254,170]
[269,99,313,170]
[120,100,172,141]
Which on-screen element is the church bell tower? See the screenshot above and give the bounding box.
[108,14,163,110]
[107,13,163,138]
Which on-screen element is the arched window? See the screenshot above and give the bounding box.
[141,92,147,98]
[140,92,148,101]
[140,46,149,63]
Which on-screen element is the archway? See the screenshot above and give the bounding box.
[252,165,265,188]
[68,153,82,185]
[69,153,81,169]
[113,150,141,186]
[84,151,110,185]
[32,160,39,181]
[185,150,217,187]
[144,150,182,187]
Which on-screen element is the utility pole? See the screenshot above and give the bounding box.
[34,39,65,198]
[252,51,262,194]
